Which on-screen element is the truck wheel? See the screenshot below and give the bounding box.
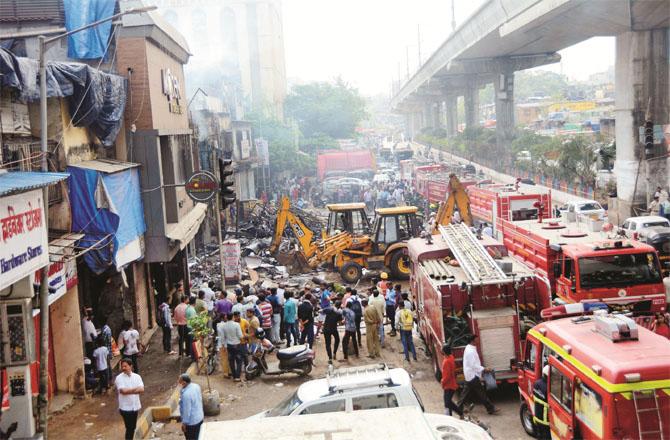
[340,262,363,283]
[389,250,410,280]
[520,402,537,437]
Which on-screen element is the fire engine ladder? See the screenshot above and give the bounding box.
[437,223,510,284]
[632,390,664,439]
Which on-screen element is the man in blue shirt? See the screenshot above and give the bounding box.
[178,374,204,439]
[386,285,398,337]
[283,291,299,347]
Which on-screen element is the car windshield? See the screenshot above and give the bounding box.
[266,390,303,417]
[642,221,670,228]
[578,202,602,211]
[578,252,662,289]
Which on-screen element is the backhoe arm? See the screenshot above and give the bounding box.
[432,174,473,233]
[270,196,317,258]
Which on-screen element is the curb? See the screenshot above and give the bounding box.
[134,362,197,439]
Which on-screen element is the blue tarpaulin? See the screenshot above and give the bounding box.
[67,164,146,274]
[64,0,116,60]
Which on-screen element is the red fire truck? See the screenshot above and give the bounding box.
[414,164,477,203]
[518,311,670,440]
[409,223,550,383]
[468,182,552,232]
[499,217,667,321]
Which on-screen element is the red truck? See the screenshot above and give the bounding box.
[499,217,667,323]
[316,150,375,180]
[468,182,552,232]
[414,164,476,203]
[409,223,550,384]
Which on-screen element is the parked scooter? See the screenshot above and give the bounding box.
[245,329,314,379]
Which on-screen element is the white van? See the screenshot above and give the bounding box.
[250,364,422,417]
[202,406,492,440]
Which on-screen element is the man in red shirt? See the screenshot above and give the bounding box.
[441,344,463,418]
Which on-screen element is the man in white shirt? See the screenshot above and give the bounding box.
[92,339,110,394]
[457,334,499,415]
[482,223,494,238]
[119,320,141,373]
[201,281,216,312]
[81,310,97,358]
[115,358,144,439]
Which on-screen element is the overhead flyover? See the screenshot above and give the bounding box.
[393,0,669,223]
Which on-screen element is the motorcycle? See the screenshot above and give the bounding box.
[245,330,315,379]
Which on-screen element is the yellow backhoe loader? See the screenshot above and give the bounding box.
[271,196,423,283]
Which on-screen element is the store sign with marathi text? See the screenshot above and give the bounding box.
[0,190,48,288]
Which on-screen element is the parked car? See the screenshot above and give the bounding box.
[559,199,606,221]
[620,216,670,237]
[251,364,423,417]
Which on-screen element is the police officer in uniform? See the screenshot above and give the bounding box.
[533,365,551,440]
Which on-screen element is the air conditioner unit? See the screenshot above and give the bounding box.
[0,298,34,367]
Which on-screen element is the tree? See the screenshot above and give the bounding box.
[285,78,368,138]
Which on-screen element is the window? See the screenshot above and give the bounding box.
[397,214,411,240]
[267,390,302,416]
[378,216,398,244]
[299,399,346,415]
[351,210,370,235]
[564,258,573,279]
[525,341,537,370]
[578,252,662,289]
[575,381,603,437]
[622,221,630,230]
[352,393,399,411]
[549,365,573,413]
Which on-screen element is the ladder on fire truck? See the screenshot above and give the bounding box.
[632,389,664,439]
[437,223,510,284]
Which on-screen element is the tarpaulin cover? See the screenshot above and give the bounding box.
[67,166,146,274]
[64,0,115,60]
[0,48,126,147]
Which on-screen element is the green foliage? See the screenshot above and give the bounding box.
[557,136,597,185]
[300,134,339,155]
[187,311,213,341]
[285,78,368,138]
[514,71,569,102]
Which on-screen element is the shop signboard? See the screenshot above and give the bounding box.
[0,190,48,288]
[185,171,218,203]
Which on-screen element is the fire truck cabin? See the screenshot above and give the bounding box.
[499,218,667,317]
[518,312,670,440]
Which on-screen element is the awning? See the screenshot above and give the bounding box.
[165,203,207,249]
[0,170,69,196]
[70,158,140,174]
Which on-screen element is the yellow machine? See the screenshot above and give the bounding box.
[432,174,473,233]
[271,197,423,283]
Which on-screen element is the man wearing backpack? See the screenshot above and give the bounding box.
[348,290,363,348]
[157,300,176,355]
[395,302,417,362]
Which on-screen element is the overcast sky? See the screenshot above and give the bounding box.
[282,0,616,95]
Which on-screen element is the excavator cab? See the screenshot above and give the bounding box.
[326,203,371,236]
[372,207,422,253]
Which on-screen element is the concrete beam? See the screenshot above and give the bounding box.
[445,53,561,75]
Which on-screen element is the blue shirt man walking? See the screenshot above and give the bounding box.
[179,374,204,439]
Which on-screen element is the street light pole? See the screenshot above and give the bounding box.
[36,6,156,437]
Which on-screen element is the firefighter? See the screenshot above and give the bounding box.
[533,365,551,440]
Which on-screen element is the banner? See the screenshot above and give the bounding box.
[0,190,48,288]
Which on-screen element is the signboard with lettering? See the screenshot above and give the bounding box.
[255,138,269,166]
[0,190,48,288]
[161,68,183,114]
[185,171,218,203]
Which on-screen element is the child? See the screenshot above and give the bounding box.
[92,338,110,394]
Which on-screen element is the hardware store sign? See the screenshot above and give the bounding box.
[0,190,48,288]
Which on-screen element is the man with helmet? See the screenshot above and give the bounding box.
[533,365,551,439]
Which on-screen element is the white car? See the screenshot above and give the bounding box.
[251,364,423,417]
[620,216,670,238]
[560,199,606,221]
[373,173,391,184]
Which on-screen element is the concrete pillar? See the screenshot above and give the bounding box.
[614,28,669,223]
[404,114,413,139]
[494,69,515,151]
[422,102,433,130]
[445,95,458,137]
[433,101,443,128]
[464,84,480,129]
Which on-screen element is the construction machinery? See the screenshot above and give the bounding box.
[431,174,473,232]
[271,197,423,283]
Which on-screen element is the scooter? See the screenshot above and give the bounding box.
[245,330,315,379]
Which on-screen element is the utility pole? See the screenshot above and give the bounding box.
[36,6,155,437]
[406,46,410,79]
[451,0,456,33]
[417,24,422,67]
